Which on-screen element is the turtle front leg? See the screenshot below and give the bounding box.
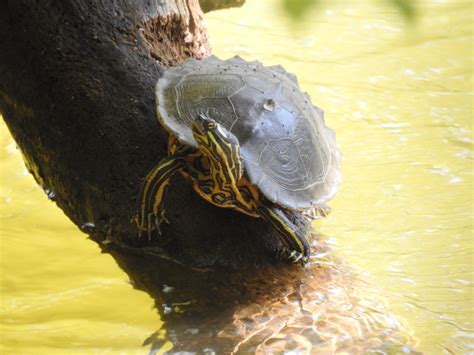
[258,201,310,264]
[135,153,189,237]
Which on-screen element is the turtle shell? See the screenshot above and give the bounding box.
[155,55,341,210]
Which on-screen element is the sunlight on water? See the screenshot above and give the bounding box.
[1,0,472,353]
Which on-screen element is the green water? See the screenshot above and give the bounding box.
[1,0,472,353]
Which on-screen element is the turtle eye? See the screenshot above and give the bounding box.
[195,114,216,131]
[204,120,216,130]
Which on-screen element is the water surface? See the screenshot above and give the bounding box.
[1,0,472,353]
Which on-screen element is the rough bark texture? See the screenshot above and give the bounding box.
[0,0,283,269]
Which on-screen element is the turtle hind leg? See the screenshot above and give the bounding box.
[303,204,332,220]
[257,200,310,264]
[135,153,188,237]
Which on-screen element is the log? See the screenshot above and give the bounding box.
[0,0,281,269]
[0,1,419,352]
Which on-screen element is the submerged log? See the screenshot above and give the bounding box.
[105,235,418,353]
[0,0,282,269]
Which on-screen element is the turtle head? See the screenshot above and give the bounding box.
[192,114,243,181]
[192,114,239,147]
[192,114,218,136]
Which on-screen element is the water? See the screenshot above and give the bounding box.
[1,0,472,353]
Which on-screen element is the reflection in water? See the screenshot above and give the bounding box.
[103,235,418,353]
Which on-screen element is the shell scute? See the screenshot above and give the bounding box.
[268,64,299,85]
[268,64,286,74]
[227,55,246,64]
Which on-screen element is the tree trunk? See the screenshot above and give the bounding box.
[0,1,419,352]
[0,0,279,269]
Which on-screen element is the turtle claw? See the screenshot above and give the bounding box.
[134,214,147,238]
[160,210,170,224]
[134,210,168,239]
[154,214,166,235]
[141,210,168,237]
[147,213,154,240]
[154,209,170,233]
[318,205,332,217]
[279,248,308,265]
[304,204,332,220]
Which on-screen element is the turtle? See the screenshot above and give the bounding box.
[135,55,341,263]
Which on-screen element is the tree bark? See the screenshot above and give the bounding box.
[0,0,280,269]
